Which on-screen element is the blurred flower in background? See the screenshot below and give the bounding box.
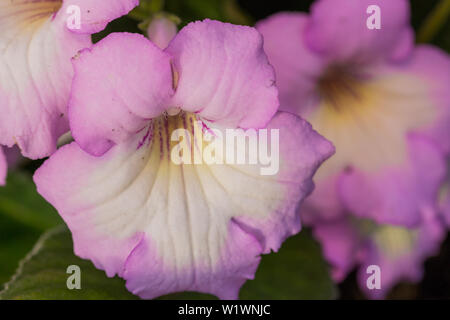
[314,207,445,298]
[257,0,450,298]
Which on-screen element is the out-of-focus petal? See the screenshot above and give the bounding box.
[34,111,334,299]
[313,218,363,282]
[390,46,450,155]
[357,208,445,299]
[256,12,325,115]
[301,174,346,225]
[304,0,413,64]
[0,0,91,158]
[69,33,174,156]
[302,52,447,224]
[312,208,444,299]
[0,147,6,185]
[339,135,446,227]
[147,16,178,49]
[61,0,138,34]
[166,19,278,130]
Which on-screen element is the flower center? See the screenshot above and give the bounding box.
[352,218,416,259]
[142,111,213,164]
[305,64,436,179]
[373,225,416,259]
[317,64,366,112]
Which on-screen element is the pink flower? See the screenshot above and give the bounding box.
[0,0,138,159]
[314,208,444,299]
[256,0,449,298]
[34,20,334,299]
[257,0,450,227]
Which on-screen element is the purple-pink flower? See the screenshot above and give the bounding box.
[0,0,138,160]
[257,0,449,227]
[34,20,334,299]
[257,0,449,297]
[314,208,445,299]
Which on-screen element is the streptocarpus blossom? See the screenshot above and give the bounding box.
[0,0,138,159]
[314,208,445,299]
[34,20,335,299]
[257,0,450,227]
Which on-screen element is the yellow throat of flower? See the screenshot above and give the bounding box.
[2,0,63,30]
[307,64,436,180]
[150,111,213,164]
[373,225,417,259]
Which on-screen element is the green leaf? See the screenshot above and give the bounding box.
[92,16,142,44]
[0,214,40,286]
[167,0,252,25]
[0,227,138,300]
[0,171,62,231]
[128,0,165,21]
[1,225,336,300]
[239,230,338,299]
[417,0,450,43]
[128,0,253,26]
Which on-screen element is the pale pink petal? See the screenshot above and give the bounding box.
[166,19,279,129]
[35,112,334,299]
[147,16,178,49]
[69,33,174,156]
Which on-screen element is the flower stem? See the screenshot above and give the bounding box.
[417,0,450,43]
